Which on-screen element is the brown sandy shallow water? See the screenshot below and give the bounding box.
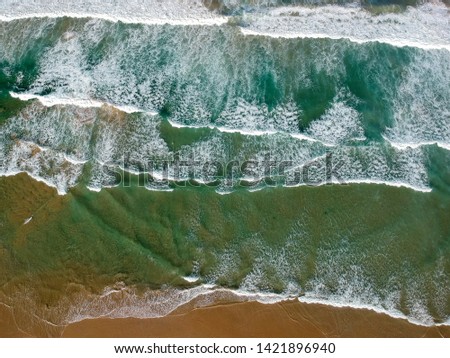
[2,298,448,338]
[0,174,449,338]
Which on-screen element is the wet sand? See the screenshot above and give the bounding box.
[0,303,32,338]
[61,299,450,338]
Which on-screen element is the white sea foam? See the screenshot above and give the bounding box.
[215,188,234,195]
[9,280,447,337]
[0,0,227,26]
[168,119,324,144]
[297,295,422,324]
[10,92,103,109]
[9,92,157,115]
[385,139,450,152]
[384,50,450,146]
[332,179,432,193]
[213,99,309,140]
[85,185,101,193]
[305,93,366,145]
[23,216,33,225]
[144,186,174,192]
[53,284,448,328]
[0,94,435,195]
[2,1,448,52]
[0,138,84,195]
[0,13,227,26]
[200,231,447,327]
[438,318,450,327]
[298,239,448,326]
[7,10,446,151]
[283,178,432,193]
[239,3,450,51]
[182,276,200,283]
[63,155,89,165]
[240,29,450,52]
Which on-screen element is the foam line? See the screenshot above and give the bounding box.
[384,138,450,151]
[240,28,450,52]
[63,284,449,328]
[109,164,433,194]
[9,92,158,115]
[167,119,328,145]
[63,155,89,165]
[271,178,432,193]
[2,1,447,51]
[0,13,227,26]
[239,3,450,52]
[0,170,67,195]
[0,0,227,26]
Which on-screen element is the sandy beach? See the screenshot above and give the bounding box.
[60,300,450,338]
[2,282,449,338]
[0,298,406,338]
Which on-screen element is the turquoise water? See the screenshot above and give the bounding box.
[0,0,449,331]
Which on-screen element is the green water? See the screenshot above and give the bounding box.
[0,2,449,330]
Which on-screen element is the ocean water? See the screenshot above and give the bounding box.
[0,0,449,335]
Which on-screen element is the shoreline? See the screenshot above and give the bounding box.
[61,299,450,338]
[2,296,448,338]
